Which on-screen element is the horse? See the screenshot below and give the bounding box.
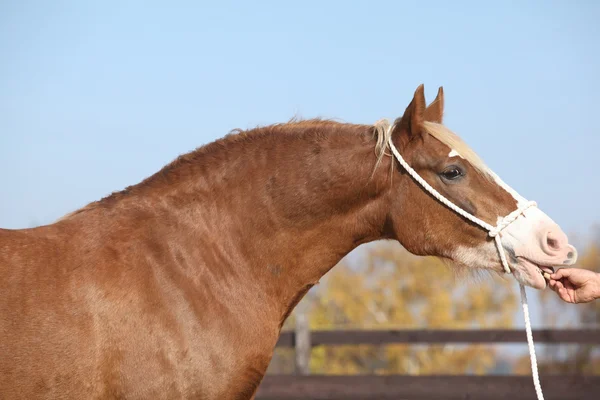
[0,85,577,399]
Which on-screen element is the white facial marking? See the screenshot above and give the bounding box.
[499,207,555,256]
[448,149,462,158]
[488,170,528,208]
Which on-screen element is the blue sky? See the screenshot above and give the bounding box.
[1,2,599,328]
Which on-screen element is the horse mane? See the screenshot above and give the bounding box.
[57,118,373,221]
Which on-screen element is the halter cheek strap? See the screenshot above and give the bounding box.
[386,133,536,273]
[386,128,545,400]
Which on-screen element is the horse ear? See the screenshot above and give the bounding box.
[394,84,427,143]
[424,86,444,123]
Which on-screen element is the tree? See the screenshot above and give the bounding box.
[269,241,517,375]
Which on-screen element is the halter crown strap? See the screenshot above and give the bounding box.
[385,125,545,400]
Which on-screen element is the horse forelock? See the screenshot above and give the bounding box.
[371,118,493,183]
[422,121,493,181]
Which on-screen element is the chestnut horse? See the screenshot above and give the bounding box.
[0,85,577,399]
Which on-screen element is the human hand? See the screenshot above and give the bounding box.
[548,268,600,304]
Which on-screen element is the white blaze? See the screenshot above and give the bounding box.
[448,149,462,158]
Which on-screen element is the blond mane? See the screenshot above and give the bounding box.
[373,119,393,172]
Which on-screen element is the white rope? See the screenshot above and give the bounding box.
[385,126,544,400]
[521,284,544,400]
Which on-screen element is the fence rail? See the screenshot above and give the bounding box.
[257,375,600,400]
[275,328,600,346]
[256,328,600,399]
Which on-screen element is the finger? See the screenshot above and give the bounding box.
[553,280,565,291]
[551,282,564,295]
[551,268,571,280]
[557,287,574,303]
[549,280,562,295]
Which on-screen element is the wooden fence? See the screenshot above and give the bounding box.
[256,325,600,400]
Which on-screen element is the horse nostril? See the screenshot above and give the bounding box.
[546,237,559,251]
[567,251,574,259]
[543,227,570,256]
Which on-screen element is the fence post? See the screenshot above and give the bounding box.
[294,302,311,375]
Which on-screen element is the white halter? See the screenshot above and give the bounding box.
[386,126,545,400]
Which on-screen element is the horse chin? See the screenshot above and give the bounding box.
[511,258,552,290]
[445,244,551,289]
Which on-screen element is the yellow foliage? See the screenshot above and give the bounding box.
[273,242,518,375]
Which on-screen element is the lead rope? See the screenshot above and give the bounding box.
[386,128,544,400]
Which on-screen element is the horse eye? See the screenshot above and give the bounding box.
[441,166,464,181]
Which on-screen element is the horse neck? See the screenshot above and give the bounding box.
[180,122,393,324]
[72,121,393,326]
